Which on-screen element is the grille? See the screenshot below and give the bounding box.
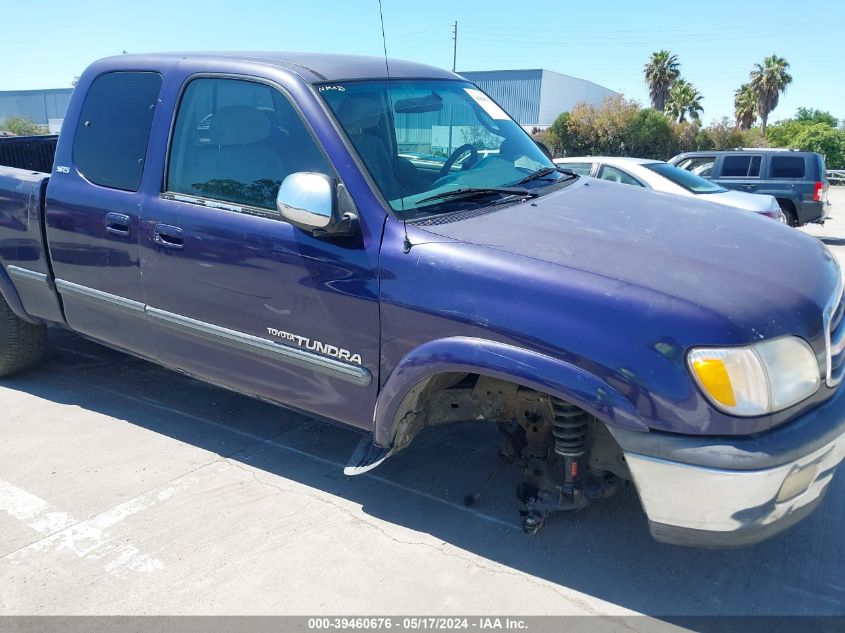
[826,287,845,387]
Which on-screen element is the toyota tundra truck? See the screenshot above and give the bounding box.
[1,52,843,547]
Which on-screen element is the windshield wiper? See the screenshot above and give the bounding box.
[417,186,539,205]
[516,166,578,185]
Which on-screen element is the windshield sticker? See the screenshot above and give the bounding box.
[464,88,509,120]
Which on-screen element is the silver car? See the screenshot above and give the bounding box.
[554,156,787,222]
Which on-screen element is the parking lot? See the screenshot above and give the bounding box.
[1,189,844,619]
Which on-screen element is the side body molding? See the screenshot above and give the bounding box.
[373,336,648,448]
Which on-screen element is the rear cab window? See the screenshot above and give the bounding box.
[719,154,762,178]
[769,155,806,179]
[73,71,162,191]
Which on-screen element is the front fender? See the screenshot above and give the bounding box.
[373,336,648,448]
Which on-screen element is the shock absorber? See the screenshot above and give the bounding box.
[550,399,589,493]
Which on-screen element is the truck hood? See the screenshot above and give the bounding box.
[415,178,839,343]
[698,188,779,213]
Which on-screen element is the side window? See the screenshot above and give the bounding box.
[598,165,643,187]
[73,72,162,191]
[721,155,761,178]
[770,156,805,179]
[676,156,715,178]
[559,162,593,176]
[167,78,331,212]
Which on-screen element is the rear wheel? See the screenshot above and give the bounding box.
[778,200,798,227]
[0,295,46,378]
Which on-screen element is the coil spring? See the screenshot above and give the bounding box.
[498,436,517,463]
[550,399,588,457]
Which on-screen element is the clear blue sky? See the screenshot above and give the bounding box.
[3,0,843,124]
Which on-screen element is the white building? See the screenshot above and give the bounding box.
[459,69,617,130]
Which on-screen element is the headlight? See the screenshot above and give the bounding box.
[688,337,821,416]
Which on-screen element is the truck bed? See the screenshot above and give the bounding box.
[0,135,58,174]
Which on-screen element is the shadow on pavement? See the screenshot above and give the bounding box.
[4,329,844,619]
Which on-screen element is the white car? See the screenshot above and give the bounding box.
[554,156,786,222]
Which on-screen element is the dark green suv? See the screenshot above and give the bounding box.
[670,149,829,226]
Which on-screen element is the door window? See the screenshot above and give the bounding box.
[721,155,762,178]
[769,156,805,179]
[675,156,715,178]
[166,78,331,214]
[597,165,643,186]
[73,72,162,191]
[558,162,593,176]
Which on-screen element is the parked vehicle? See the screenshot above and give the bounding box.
[554,156,785,221]
[1,52,844,547]
[669,149,829,227]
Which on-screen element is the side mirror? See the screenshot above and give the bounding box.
[276,172,359,238]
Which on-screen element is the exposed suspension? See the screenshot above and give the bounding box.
[551,399,588,457]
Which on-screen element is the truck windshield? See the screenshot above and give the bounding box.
[318,80,566,215]
[645,162,726,194]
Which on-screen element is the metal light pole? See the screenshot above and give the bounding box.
[451,21,458,73]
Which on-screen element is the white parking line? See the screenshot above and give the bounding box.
[0,477,186,575]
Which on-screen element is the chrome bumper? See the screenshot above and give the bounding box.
[625,428,845,547]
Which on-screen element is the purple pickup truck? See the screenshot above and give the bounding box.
[1,52,843,547]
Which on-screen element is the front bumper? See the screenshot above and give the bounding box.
[612,386,845,548]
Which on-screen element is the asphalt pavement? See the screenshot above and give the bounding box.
[0,189,844,621]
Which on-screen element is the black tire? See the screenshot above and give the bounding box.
[0,294,46,378]
[778,200,798,227]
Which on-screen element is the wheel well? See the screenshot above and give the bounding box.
[389,372,628,479]
[776,198,796,211]
[776,199,798,226]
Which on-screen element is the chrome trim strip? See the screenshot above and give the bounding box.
[145,306,372,387]
[7,266,49,285]
[52,279,371,387]
[824,272,845,388]
[54,279,146,314]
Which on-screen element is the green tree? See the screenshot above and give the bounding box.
[749,54,793,135]
[644,50,681,113]
[566,94,641,155]
[665,79,703,123]
[628,109,676,159]
[546,111,573,155]
[734,84,757,130]
[792,124,845,168]
[0,116,49,136]
[702,117,746,150]
[766,119,807,147]
[795,107,839,128]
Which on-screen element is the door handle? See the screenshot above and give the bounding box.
[104,212,131,237]
[153,224,184,250]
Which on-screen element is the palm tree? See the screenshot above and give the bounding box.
[644,50,680,112]
[734,84,757,130]
[665,79,703,123]
[749,54,792,135]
